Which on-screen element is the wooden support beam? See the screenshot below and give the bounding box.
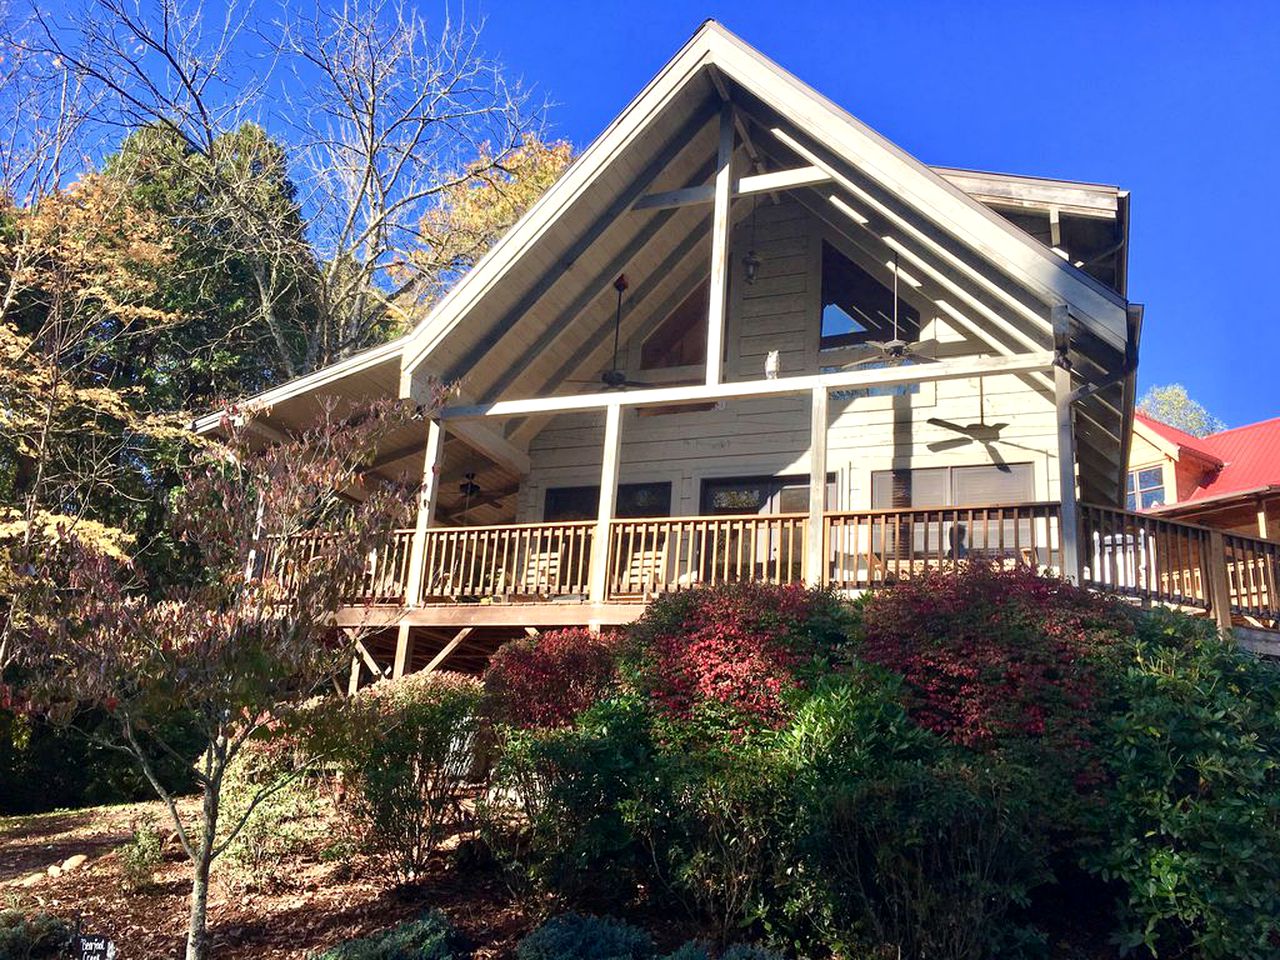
[489,154,718,401]
[347,655,362,696]
[806,386,828,588]
[1258,499,1269,540]
[423,627,474,674]
[353,636,384,678]
[524,626,541,638]
[445,417,530,476]
[441,351,1056,420]
[438,102,718,385]
[632,166,831,211]
[1054,307,1081,583]
[1208,530,1235,633]
[589,403,624,602]
[705,103,735,388]
[403,418,446,607]
[392,623,415,679]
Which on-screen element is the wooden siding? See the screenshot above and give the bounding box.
[517,198,1062,519]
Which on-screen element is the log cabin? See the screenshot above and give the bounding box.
[195,21,1280,680]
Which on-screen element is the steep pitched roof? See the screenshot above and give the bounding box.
[398,19,1129,382]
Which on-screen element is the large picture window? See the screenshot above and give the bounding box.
[820,241,919,351]
[641,279,709,370]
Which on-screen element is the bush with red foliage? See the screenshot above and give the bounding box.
[483,628,620,729]
[857,563,1132,767]
[625,582,852,731]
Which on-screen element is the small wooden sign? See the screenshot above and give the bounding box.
[75,934,117,960]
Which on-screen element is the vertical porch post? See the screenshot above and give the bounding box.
[395,417,445,678]
[705,103,734,388]
[1208,530,1235,633]
[806,386,829,587]
[588,402,624,606]
[1053,308,1082,583]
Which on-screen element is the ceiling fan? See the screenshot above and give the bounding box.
[567,274,654,390]
[844,250,937,368]
[927,378,1012,470]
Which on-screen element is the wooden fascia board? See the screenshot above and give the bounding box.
[191,337,407,434]
[440,351,1054,420]
[399,31,722,379]
[701,25,1129,347]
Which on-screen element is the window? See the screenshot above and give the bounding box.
[641,279,708,370]
[871,463,1034,509]
[700,474,835,515]
[1126,467,1165,511]
[544,482,672,522]
[820,241,918,351]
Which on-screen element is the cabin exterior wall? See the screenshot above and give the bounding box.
[516,198,1062,520]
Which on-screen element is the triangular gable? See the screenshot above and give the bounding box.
[399,20,1129,390]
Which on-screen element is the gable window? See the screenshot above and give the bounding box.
[1126,467,1165,511]
[641,279,709,370]
[544,482,673,522]
[820,241,919,351]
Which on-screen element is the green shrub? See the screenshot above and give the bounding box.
[309,910,465,960]
[220,727,327,889]
[486,696,657,906]
[717,946,784,960]
[1087,609,1280,959]
[118,815,165,891]
[643,742,786,940]
[659,943,709,960]
[0,908,73,959]
[515,913,653,960]
[322,671,485,883]
[800,761,1044,960]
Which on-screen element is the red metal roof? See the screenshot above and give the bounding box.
[1138,412,1280,504]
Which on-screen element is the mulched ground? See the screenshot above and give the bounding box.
[1,798,540,959]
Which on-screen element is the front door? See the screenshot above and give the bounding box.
[698,475,829,583]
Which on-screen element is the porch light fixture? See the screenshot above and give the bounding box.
[742,195,761,285]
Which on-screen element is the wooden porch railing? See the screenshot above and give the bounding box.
[825,502,1063,589]
[1224,532,1280,626]
[417,520,595,602]
[263,503,1280,635]
[605,513,808,600]
[257,528,416,604]
[1077,504,1213,611]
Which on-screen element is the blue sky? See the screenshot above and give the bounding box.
[468,0,1280,428]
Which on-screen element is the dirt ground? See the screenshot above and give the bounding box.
[0,798,538,959]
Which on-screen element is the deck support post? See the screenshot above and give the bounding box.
[1208,530,1235,633]
[347,655,362,696]
[806,386,829,587]
[403,418,446,608]
[704,103,734,388]
[589,402,624,603]
[1054,308,1082,583]
[392,624,414,679]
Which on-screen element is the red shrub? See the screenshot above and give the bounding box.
[858,564,1132,764]
[483,628,619,728]
[627,582,847,730]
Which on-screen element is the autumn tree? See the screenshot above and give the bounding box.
[409,136,573,308]
[15,402,416,960]
[0,173,188,669]
[1138,383,1227,438]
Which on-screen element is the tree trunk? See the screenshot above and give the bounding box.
[185,787,219,960]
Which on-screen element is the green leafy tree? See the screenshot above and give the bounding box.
[1138,383,1226,437]
[14,402,416,960]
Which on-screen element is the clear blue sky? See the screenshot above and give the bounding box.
[470,0,1280,428]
